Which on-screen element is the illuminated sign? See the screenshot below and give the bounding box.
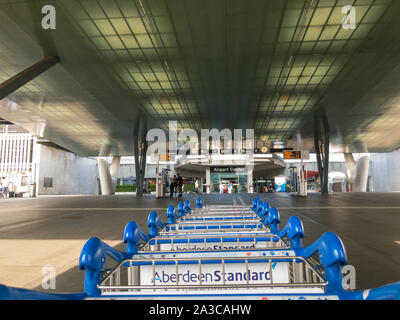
[272,140,285,149]
[210,167,246,173]
[283,151,301,159]
[159,154,175,162]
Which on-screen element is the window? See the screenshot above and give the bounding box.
[44,177,53,188]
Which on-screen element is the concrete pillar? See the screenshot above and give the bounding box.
[110,156,120,176]
[247,167,253,193]
[98,156,120,195]
[98,158,113,195]
[198,177,203,194]
[206,167,211,194]
[110,156,121,192]
[344,153,370,192]
[354,154,370,192]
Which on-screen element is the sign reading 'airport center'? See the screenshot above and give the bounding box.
[210,167,247,173]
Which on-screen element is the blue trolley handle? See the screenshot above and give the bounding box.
[251,198,259,211]
[79,237,130,296]
[196,197,203,208]
[184,200,192,214]
[296,232,348,293]
[123,221,149,253]
[255,199,263,216]
[261,206,280,233]
[278,216,304,248]
[261,208,304,248]
[147,211,165,238]
[166,205,179,224]
[177,202,185,217]
[259,202,271,218]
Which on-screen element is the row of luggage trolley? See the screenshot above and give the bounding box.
[0,197,399,300]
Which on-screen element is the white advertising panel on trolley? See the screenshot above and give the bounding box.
[140,262,289,287]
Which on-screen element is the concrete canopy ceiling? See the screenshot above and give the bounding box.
[1,0,400,156]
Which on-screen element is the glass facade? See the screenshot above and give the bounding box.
[210,168,248,193]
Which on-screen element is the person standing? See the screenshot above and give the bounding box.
[177,173,183,197]
[169,179,173,198]
[171,175,177,197]
[1,177,9,198]
[219,182,223,194]
[194,179,199,193]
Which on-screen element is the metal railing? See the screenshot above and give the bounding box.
[177,218,261,224]
[139,234,289,252]
[159,222,268,234]
[179,214,259,221]
[98,256,327,295]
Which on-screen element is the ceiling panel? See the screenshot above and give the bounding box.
[0,0,399,155]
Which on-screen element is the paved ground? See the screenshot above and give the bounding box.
[0,192,399,294]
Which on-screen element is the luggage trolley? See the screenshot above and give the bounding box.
[174,200,258,222]
[191,204,254,216]
[91,199,399,300]
[81,198,400,300]
[177,203,259,223]
[87,226,400,300]
[190,198,254,215]
[182,198,268,220]
[136,211,296,252]
[156,199,272,236]
[0,198,399,300]
[144,199,296,252]
[158,216,269,235]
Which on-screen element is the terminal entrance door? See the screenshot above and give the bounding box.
[220,179,239,193]
[210,167,248,193]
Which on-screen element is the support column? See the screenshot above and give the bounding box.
[98,158,112,195]
[205,167,211,194]
[314,106,330,196]
[247,167,253,193]
[198,177,203,194]
[344,153,370,192]
[133,134,141,197]
[197,177,203,193]
[110,156,121,192]
[32,136,40,197]
[133,112,147,197]
[296,132,307,197]
[139,122,148,195]
[98,156,120,195]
